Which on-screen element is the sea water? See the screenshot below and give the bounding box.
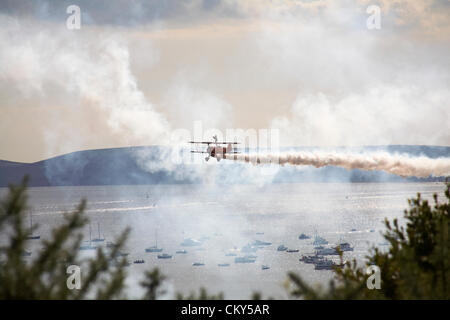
[0,182,446,299]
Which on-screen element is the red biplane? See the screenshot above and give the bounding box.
[189,135,240,162]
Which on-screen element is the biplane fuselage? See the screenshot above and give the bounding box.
[206,145,230,159]
[189,135,240,162]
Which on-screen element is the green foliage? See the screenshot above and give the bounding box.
[141,268,166,300]
[176,288,224,300]
[287,182,450,300]
[0,177,131,299]
[0,176,222,300]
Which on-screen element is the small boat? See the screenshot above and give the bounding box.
[240,244,258,253]
[298,233,311,240]
[21,250,32,257]
[336,242,354,252]
[117,251,129,257]
[106,241,116,249]
[261,265,270,270]
[235,256,256,263]
[180,238,202,247]
[157,253,172,259]
[176,249,188,254]
[316,247,338,255]
[146,246,163,253]
[91,222,105,242]
[133,259,145,264]
[314,259,341,270]
[277,244,288,251]
[79,224,96,250]
[286,249,299,253]
[300,255,323,264]
[252,240,272,246]
[313,235,329,246]
[26,213,40,240]
[79,244,96,251]
[218,263,230,267]
[146,230,163,252]
[192,262,205,266]
[225,252,237,257]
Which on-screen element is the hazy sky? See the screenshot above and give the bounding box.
[1,0,449,162]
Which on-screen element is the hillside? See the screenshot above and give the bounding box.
[0,145,449,187]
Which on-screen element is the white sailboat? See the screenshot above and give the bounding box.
[26,212,40,240]
[145,229,163,252]
[92,222,105,242]
[79,224,96,250]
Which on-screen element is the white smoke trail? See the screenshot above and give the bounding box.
[232,151,450,178]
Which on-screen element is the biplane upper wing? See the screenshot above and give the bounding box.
[188,141,240,144]
[188,141,212,144]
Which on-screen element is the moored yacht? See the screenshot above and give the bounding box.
[316,247,338,255]
[336,242,354,252]
[252,240,272,246]
[235,255,257,263]
[26,212,40,240]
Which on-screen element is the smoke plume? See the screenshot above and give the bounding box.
[233,151,450,178]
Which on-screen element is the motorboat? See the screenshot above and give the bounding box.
[180,238,202,247]
[218,263,230,267]
[145,246,163,253]
[316,247,338,255]
[336,242,354,252]
[241,244,258,253]
[133,259,145,264]
[235,256,257,263]
[252,240,272,246]
[300,255,323,264]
